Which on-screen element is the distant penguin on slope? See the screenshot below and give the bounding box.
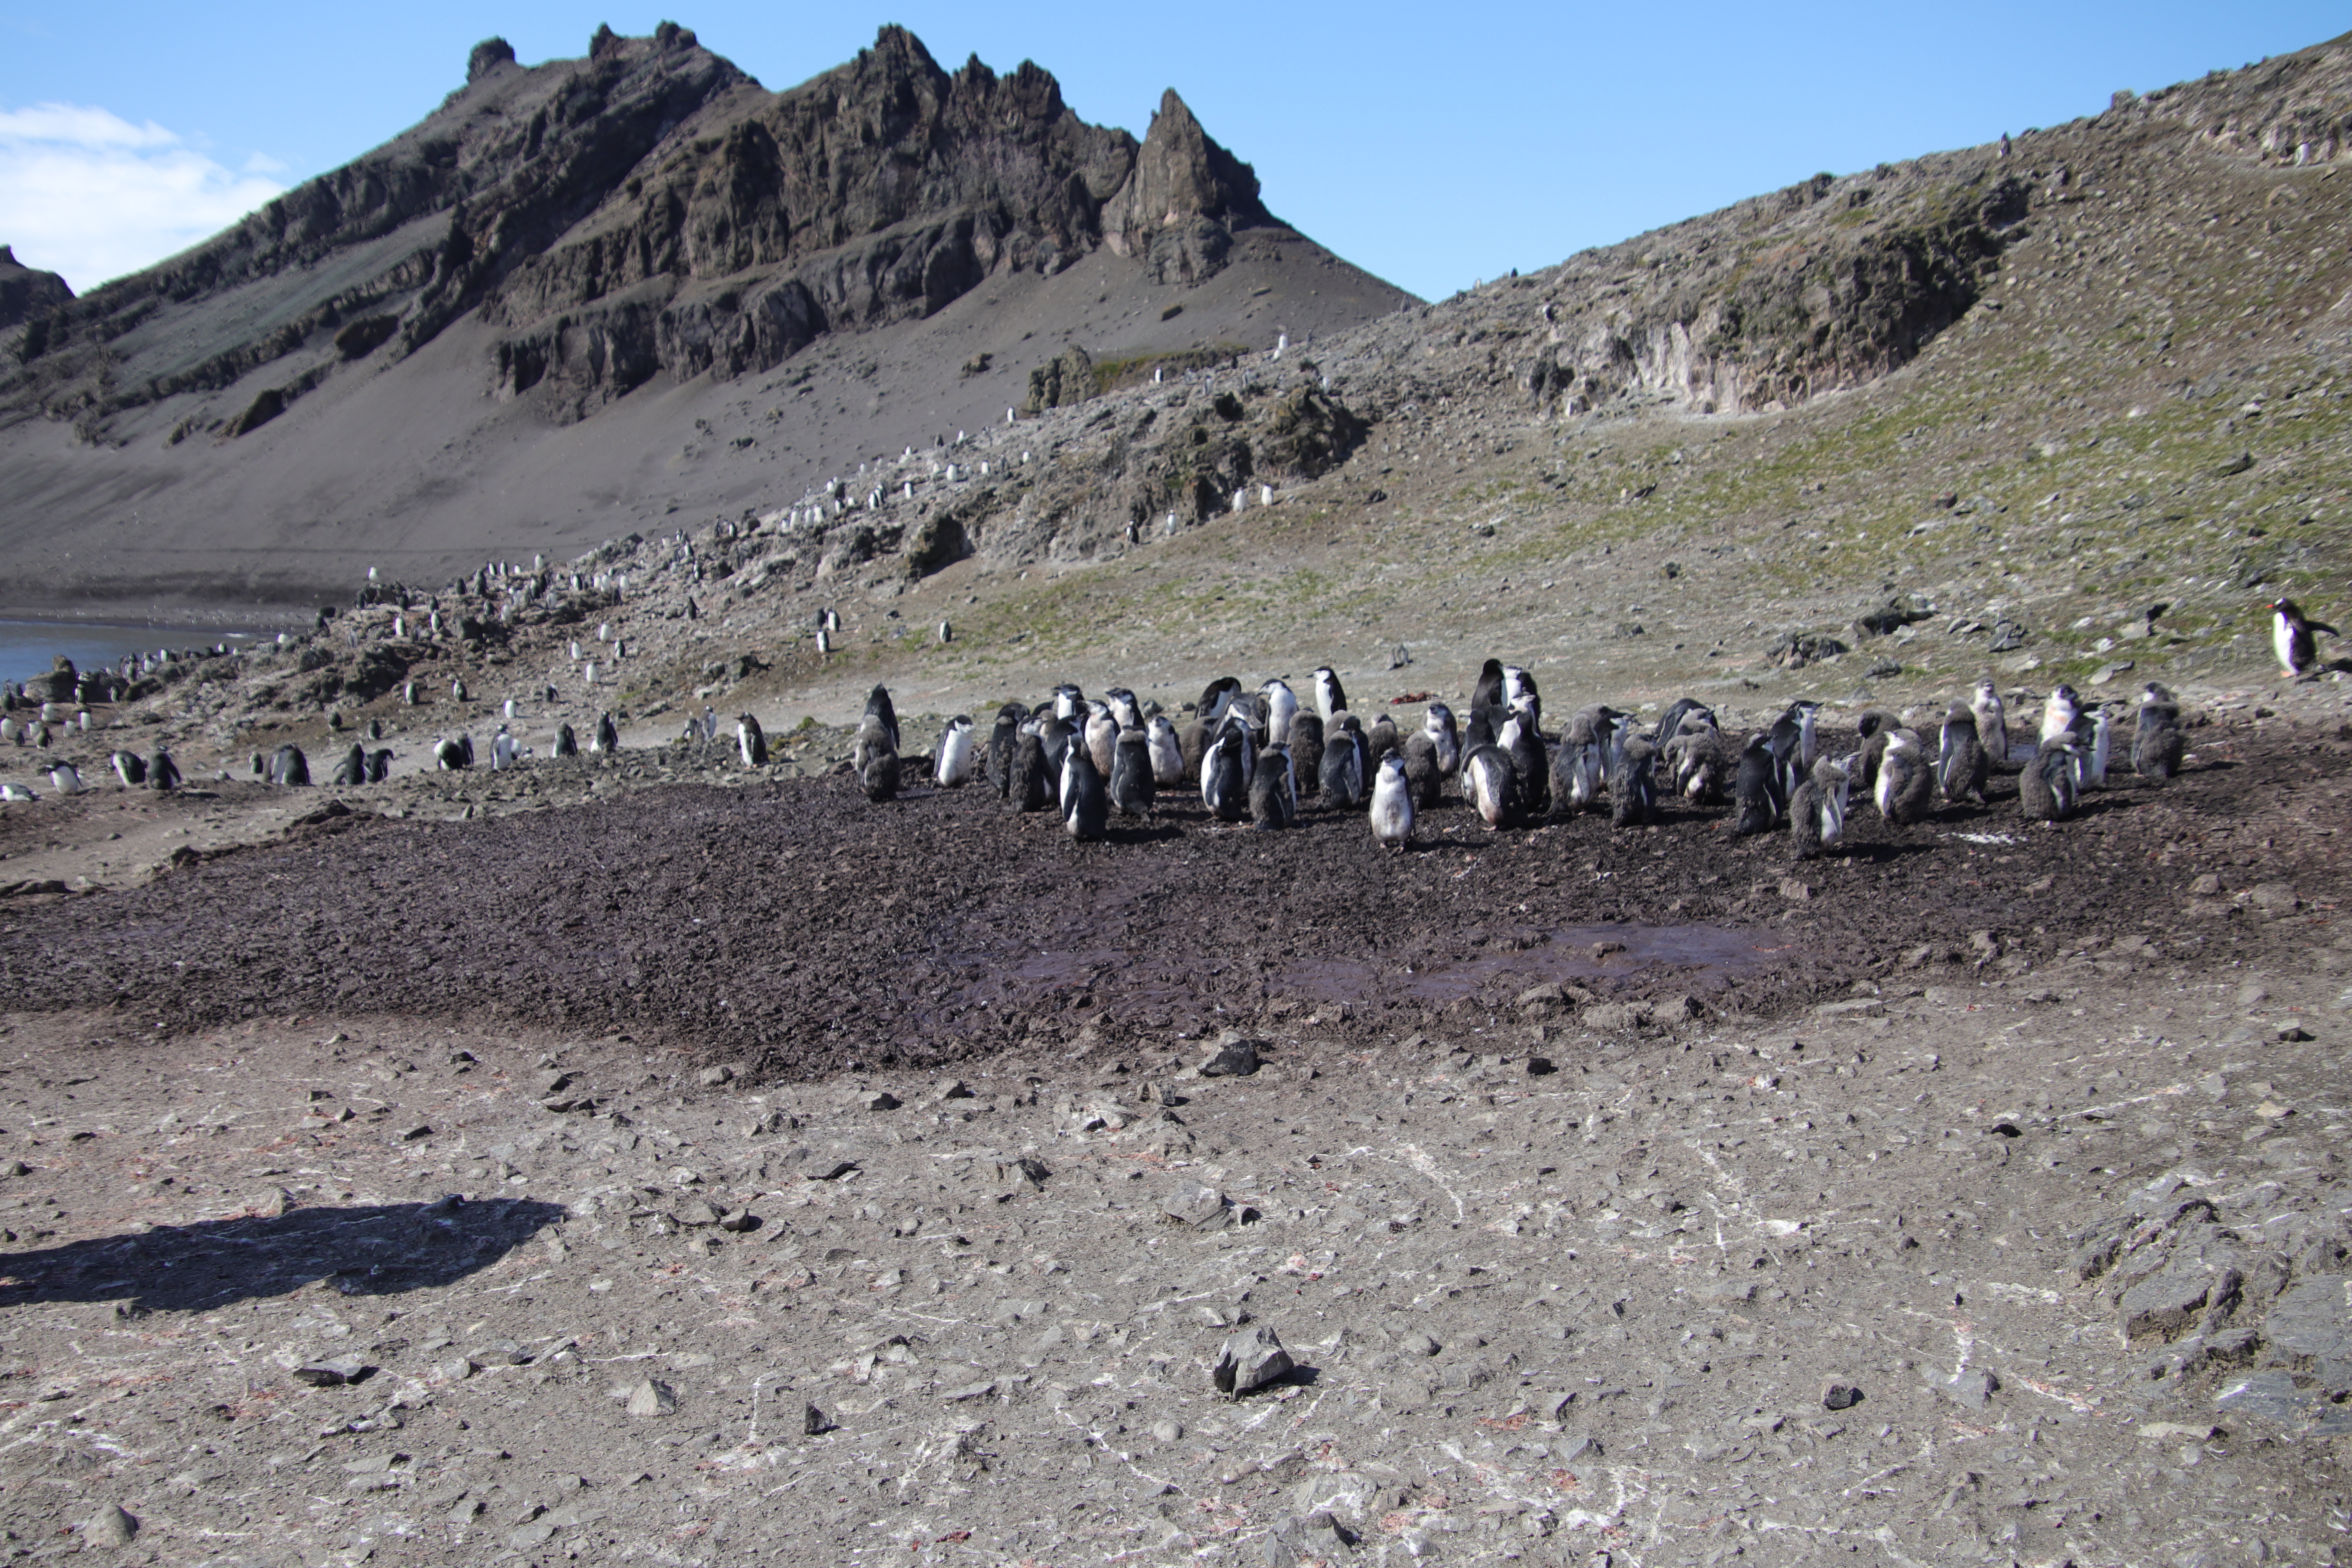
[48,762,82,796]
[593,713,620,754]
[2271,597,2337,677]
[2132,682,2184,782]
[934,715,974,786]
[110,750,146,788]
[436,736,469,771]
[553,723,579,759]
[736,714,768,768]
[332,744,367,786]
[864,685,900,751]
[1369,753,1415,850]
[367,748,394,783]
[857,719,901,802]
[270,745,311,786]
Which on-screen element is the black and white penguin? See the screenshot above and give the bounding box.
[2132,683,2184,782]
[1768,702,1818,804]
[2020,737,2079,822]
[48,762,82,796]
[1873,731,1935,825]
[739,715,769,769]
[1610,736,1657,828]
[1470,659,1506,715]
[1461,703,1499,759]
[436,736,470,771]
[2068,704,2111,791]
[1312,667,1348,722]
[935,716,975,786]
[1400,731,1443,807]
[864,685,901,751]
[1104,688,1142,732]
[1369,753,1415,850]
[492,728,521,770]
[1196,676,1243,727]
[1010,726,1053,812]
[1063,741,1109,840]
[1145,715,1185,786]
[1320,716,1366,808]
[989,703,1031,797]
[1249,744,1298,830]
[331,744,367,786]
[1109,726,1155,817]
[553,722,578,759]
[1463,743,1519,830]
[1261,679,1299,745]
[1423,703,1461,776]
[366,748,394,783]
[1662,713,1726,802]
[1936,704,1990,804]
[110,750,146,788]
[1501,665,1541,730]
[451,676,467,703]
[593,713,620,754]
[2039,684,2081,747]
[1555,707,1611,815]
[1499,709,1550,817]
[1971,679,2009,766]
[1652,697,1714,747]
[1733,731,1779,835]
[2271,598,2337,677]
[858,720,902,803]
[0,782,34,802]
[1286,713,1325,798]
[1040,713,1079,782]
[1201,728,1249,822]
[367,717,384,742]
[147,748,180,793]
[1051,683,1087,724]
[1789,757,1852,860]
[270,744,312,786]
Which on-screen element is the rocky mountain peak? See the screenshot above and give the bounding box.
[1101,89,1272,285]
[466,36,516,82]
[0,245,73,334]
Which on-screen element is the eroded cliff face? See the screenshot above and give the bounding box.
[0,23,1291,436]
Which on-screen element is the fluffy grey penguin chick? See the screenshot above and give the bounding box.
[2132,683,2183,782]
[1249,744,1298,830]
[1874,731,1936,825]
[1110,726,1156,817]
[1936,703,1989,804]
[1370,753,1415,850]
[2019,738,2080,822]
[1788,756,1852,861]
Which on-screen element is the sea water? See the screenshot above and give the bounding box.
[0,620,274,689]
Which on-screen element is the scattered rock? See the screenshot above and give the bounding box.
[804,1403,831,1435]
[624,1377,678,1417]
[1941,1369,2000,1408]
[1149,1418,1183,1443]
[696,1064,735,1087]
[80,1504,138,1548]
[1212,1324,1294,1396]
[1779,877,1815,902]
[1200,1033,1261,1077]
[292,1358,368,1387]
[1822,1380,1864,1411]
[1163,1185,1230,1227]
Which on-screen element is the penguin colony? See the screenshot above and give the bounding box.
[828,660,2194,859]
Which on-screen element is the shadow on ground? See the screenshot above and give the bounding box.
[0,1197,568,1313]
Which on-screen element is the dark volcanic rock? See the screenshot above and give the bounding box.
[0,245,73,335]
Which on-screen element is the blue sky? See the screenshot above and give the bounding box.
[2,2,2345,297]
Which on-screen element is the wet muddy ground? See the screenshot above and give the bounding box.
[2,716,2347,1079]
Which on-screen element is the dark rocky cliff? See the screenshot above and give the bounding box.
[0,247,73,334]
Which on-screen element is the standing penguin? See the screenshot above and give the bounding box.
[1084,704,1118,780]
[1463,743,1519,830]
[1063,742,1109,840]
[1010,725,1052,812]
[1768,702,1817,805]
[1312,666,1347,722]
[2271,598,2337,677]
[1874,731,1936,825]
[1201,728,1248,822]
[1261,679,1299,745]
[1471,659,1506,714]
[332,744,367,786]
[989,702,1031,796]
[1400,730,1443,806]
[1499,709,1550,817]
[1555,708,1610,815]
[2069,705,2112,791]
[1288,712,1326,799]
[1610,736,1658,828]
[48,763,82,796]
[864,685,901,751]
[1501,665,1541,730]
[1369,753,1415,850]
[857,720,902,803]
[738,715,769,769]
[1321,716,1366,808]
[1145,715,1185,786]
[2039,684,2081,747]
[1365,712,1401,768]
[1789,757,1852,860]
[2020,737,2080,822]
[366,748,395,783]
[1249,744,1298,830]
[2133,682,2184,782]
[1110,726,1156,817]
[1423,704,1462,776]
[146,748,180,793]
[1733,731,1779,835]
[553,722,579,758]
[109,750,147,788]
[1971,679,2010,765]
[436,736,469,771]
[593,712,620,754]
[270,745,312,786]
[1936,703,1990,804]
[935,715,975,786]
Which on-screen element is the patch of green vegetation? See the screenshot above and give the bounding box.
[1090,344,1251,397]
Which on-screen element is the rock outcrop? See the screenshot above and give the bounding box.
[0,246,74,339]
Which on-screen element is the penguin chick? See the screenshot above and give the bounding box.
[860,738,902,803]
[2019,738,2079,822]
[1110,726,1156,817]
[1610,736,1657,828]
[553,722,579,759]
[1499,711,1550,817]
[989,702,1029,796]
[1733,732,1779,835]
[1010,729,1052,812]
[1424,703,1461,775]
[331,744,366,787]
[1201,729,1249,822]
[738,713,769,769]
[2271,597,2337,677]
[2039,684,2081,746]
[1936,704,1989,804]
[2132,683,2184,782]
[1145,715,1185,786]
[146,748,180,793]
[935,715,975,786]
[1662,716,1726,802]
[1401,731,1444,807]
[1288,713,1326,799]
[864,684,901,750]
[1365,712,1401,768]
[1972,678,2010,765]
[1370,753,1415,850]
[1063,742,1108,840]
[1249,744,1298,830]
[1319,718,1365,808]
[1789,756,1852,860]
[1084,705,1118,780]
[1463,743,1518,830]
[1874,730,1936,825]
[593,712,620,753]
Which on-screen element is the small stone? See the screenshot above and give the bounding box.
[2189,873,2222,897]
[1212,1324,1294,1396]
[1941,1369,1999,1408]
[625,1377,678,1417]
[804,1403,830,1435]
[1163,1185,1229,1227]
[935,1078,974,1100]
[696,1064,735,1088]
[1779,877,1814,902]
[1149,1418,1184,1443]
[942,1379,998,1403]
[2248,882,2302,918]
[675,1199,724,1227]
[0,1159,27,1178]
[719,1209,759,1233]
[2089,660,2135,685]
[1201,1034,1261,1077]
[255,1187,293,1218]
[862,1091,902,1112]
[803,1157,858,1181]
[440,1356,476,1382]
[292,1357,367,1387]
[1822,1381,1864,1411]
[2276,1020,2313,1042]
[398,1123,434,1142]
[1403,1332,1441,1358]
[80,1504,138,1548]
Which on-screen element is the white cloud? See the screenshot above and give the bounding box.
[0,102,284,293]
